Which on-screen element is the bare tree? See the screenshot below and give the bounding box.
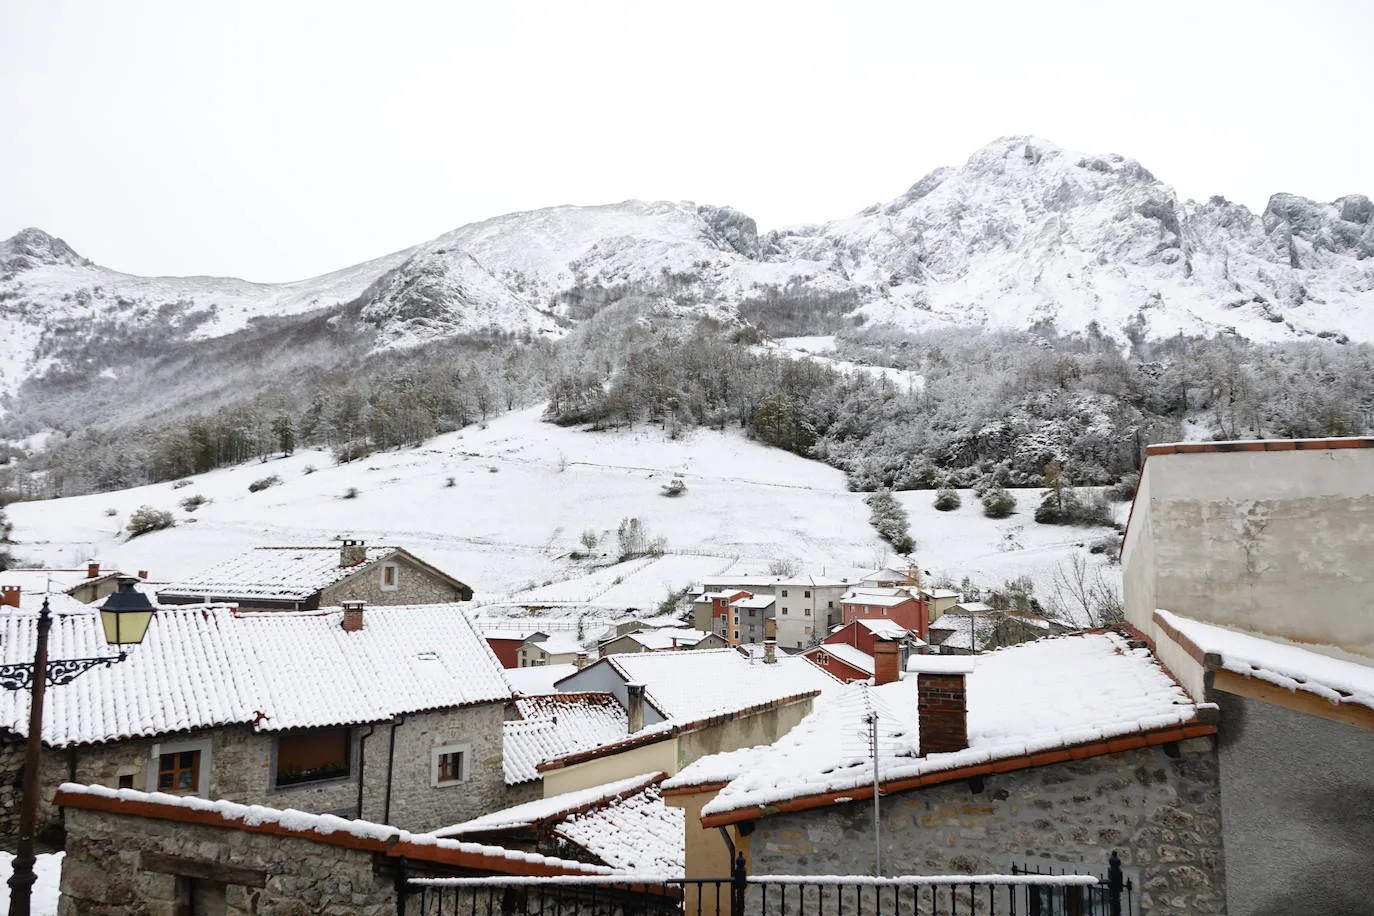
[1049,554,1125,628]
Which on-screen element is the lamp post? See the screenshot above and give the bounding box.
[3,579,155,916]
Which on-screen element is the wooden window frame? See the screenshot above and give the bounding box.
[431,743,471,787]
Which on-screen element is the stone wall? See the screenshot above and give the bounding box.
[744,739,1226,915]
[58,804,397,915]
[2,701,510,847]
[321,553,469,607]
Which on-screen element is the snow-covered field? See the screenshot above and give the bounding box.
[7,406,1121,624]
[763,337,925,392]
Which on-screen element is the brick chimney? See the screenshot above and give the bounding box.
[137,570,148,581]
[86,560,100,579]
[910,656,975,755]
[0,586,19,609]
[872,637,900,686]
[341,601,365,632]
[340,539,367,567]
[626,682,646,733]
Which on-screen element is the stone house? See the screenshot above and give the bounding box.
[156,539,473,610]
[0,600,519,846]
[692,634,1225,915]
[1122,437,1374,915]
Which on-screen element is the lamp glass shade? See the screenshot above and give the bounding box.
[100,607,154,647]
[98,579,157,646]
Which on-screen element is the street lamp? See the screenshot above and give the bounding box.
[3,578,155,916]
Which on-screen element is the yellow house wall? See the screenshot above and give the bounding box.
[540,738,680,797]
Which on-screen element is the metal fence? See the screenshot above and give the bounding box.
[401,853,1131,916]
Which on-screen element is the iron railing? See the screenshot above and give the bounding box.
[400,852,1131,916]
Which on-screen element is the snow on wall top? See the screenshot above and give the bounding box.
[554,784,684,876]
[613,628,715,651]
[605,649,842,722]
[0,604,514,746]
[505,664,579,696]
[503,694,629,785]
[159,546,402,601]
[430,772,662,837]
[57,783,612,875]
[1156,609,1374,711]
[702,633,1200,817]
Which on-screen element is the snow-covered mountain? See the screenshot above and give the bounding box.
[4,135,1372,406]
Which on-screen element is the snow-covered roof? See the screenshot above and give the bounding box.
[0,604,514,746]
[927,613,999,650]
[922,588,962,600]
[527,633,586,656]
[729,595,775,609]
[159,545,404,601]
[502,694,629,785]
[597,648,842,722]
[858,568,915,583]
[702,575,852,590]
[1156,609,1374,712]
[811,643,875,675]
[505,664,579,696]
[611,628,714,651]
[479,625,549,641]
[841,590,913,608]
[555,783,684,876]
[851,619,913,639]
[702,633,1203,820]
[433,772,662,837]
[906,655,977,675]
[661,746,768,792]
[0,568,140,595]
[955,601,994,613]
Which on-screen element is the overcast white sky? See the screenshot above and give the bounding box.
[2,0,1370,282]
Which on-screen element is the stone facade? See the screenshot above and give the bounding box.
[319,552,471,608]
[743,739,1226,915]
[59,805,397,915]
[1,701,512,847]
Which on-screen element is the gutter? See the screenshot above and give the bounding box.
[355,724,377,819]
[383,714,406,826]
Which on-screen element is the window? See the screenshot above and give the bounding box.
[117,773,135,789]
[381,564,399,591]
[804,608,811,616]
[158,750,201,794]
[828,600,834,608]
[276,728,351,787]
[819,654,829,665]
[804,590,811,598]
[781,590,789,597]
[431,743,471,786]
[781,607,789,615]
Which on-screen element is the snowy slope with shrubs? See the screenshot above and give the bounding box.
[5,406,1121,624]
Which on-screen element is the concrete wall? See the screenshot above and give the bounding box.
[1213,691,1374,916]
[321,553,468,607]
[58,805,397,915]
[675,698,812,764]
[1,703,509,845]
[744,740,1225,915]
[1123,448,1374,658]
[541,739,679,798]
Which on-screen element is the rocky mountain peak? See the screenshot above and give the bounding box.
[0,227,86,273]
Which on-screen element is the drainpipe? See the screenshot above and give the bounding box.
[383,715,406,826]
[355,724,377,820]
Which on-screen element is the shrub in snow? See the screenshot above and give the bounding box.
[1108,472,1139,502]
[933,488,961,511]
[179,494,208,512]
[127,506,175,538]
[616,517,664,560]
[248,475,281,493]
[302,464,316,475]
[103,507,118,517]
[445,476,456,488]
[171,479,192,489]
[660,477,686,497]
[981,486,1017,519]
[865,490,914,555]
[341,487,359,499]
[1035,488,1111,526]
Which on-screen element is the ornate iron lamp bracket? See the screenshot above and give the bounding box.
[0,653,126,690]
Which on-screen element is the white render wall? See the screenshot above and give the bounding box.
[1124,446,1374,660]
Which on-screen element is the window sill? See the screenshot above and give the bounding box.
[432,778,469,789]
[272,773,354,792]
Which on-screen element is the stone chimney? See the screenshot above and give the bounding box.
[340,539,367,567]
[0,586,19,609]
[626,682,646,733]
[872,637,901,686]
[341,601,365,632]
[909,656,975,755]
[86,560,100,579]
[763,616,777,664]
[575,651,589,670]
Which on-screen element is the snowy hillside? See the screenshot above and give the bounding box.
[4,405,1120,625]
[5,135,1371,410]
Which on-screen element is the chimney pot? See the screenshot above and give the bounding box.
[137,570,148,580]
[340,539,367,567]
[341,601,365,632]
[575,651,589,670]
[0,586,19,609]
[626,682,646,733]
[87,561,100,579]
[912,658,974,755]
[763,638,777,665]
[872,637,901,686]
